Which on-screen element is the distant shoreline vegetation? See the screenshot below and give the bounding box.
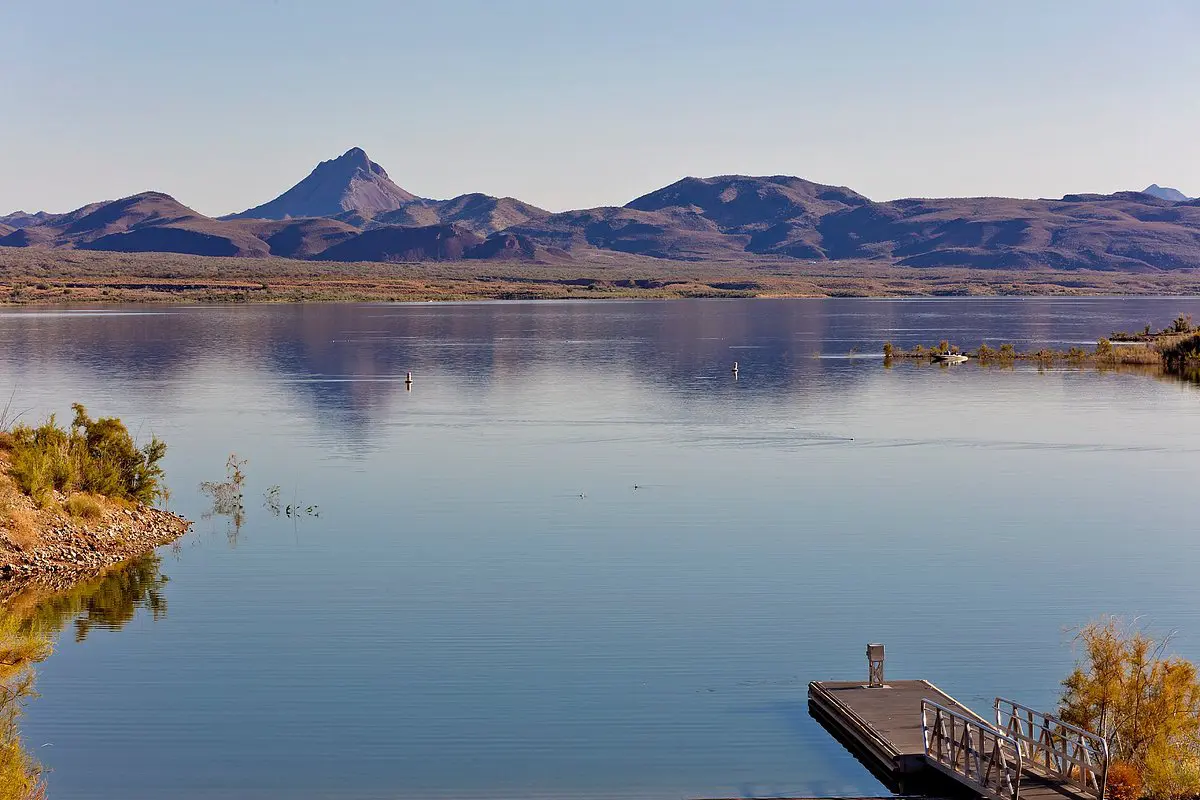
[882,315,1200,380]
[6,248,1200,305]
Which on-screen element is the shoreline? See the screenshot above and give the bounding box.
[0,450,191,583]
[5,250,1200,304]
[0,495,190,582]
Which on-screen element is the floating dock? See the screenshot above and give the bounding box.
[809,679,980,777]
[809,646,1108,800]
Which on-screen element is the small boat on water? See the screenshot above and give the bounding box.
[932,352,969,364]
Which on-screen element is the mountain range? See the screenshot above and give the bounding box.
[3,148,1199,271]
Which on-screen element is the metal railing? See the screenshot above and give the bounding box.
[922,699,1023,800]
[994,698,1109,800]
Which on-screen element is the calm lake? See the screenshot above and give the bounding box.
[3,297,1200,800]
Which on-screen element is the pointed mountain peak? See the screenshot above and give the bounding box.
[339,146,370,164]
[229,149,418,220]
[1141,184,1191,203]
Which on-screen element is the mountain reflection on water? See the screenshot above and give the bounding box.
[0,299,1197,424]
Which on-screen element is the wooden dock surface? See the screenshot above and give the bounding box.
[809,679,1093,800]
[809,679,983,775]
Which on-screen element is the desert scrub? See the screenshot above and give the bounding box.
[5,405,166,506]
[1160,332,1200,372]
[63,493,104,521]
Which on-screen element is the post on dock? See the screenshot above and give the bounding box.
[867,642,885,687]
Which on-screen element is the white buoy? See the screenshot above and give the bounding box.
[405,371,413,391]
[732,361,739,376]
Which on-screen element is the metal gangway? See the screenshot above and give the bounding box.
[921,698,1110,800]
[922,699,1023,800]
[995,697,1110,800]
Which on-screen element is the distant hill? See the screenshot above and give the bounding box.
[250,218,362,259]
[0,188,559,263]
[315,224,483,262]
[0,192,270,257]
[226,148,549,236]
[367,194,549,236]
[0,211,53,229]
[228,148,418,220]
[6,150,1200,271]
[1142,184,1192,203]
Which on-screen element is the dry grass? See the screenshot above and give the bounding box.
[63,493,104,521]
[0,476,38,552]
[0,509,38,552]
[4,248,1200,303]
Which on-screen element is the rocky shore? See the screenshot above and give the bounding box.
[0,489,191,582]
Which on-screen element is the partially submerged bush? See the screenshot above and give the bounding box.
[1160,333,1200,372]
[6,405,166,505]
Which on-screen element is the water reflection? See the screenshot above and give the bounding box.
[3,299,1200,444]
[0,556,170,798]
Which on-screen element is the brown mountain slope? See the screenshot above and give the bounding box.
[0,224,11,238]
[330,194,548,236]
[0,211,53,229]
[247,218,361,258]
[403,194,549,236]
[0,192,552,262]
[619,174,871,259]
[812,194,1200,270]
[228,148,418,220]
[0,192,271,257]
[315,224,484,262]
[507,206,744,260]
[626,174,870,230]
[513,178,1200,270]
[463,232,569,262]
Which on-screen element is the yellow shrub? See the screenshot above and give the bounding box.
[1061,618,1200,799]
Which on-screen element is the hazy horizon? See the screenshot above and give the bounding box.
[4,0,1198,216]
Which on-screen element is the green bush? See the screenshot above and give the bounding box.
[7,405,166,505]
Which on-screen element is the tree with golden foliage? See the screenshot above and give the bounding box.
[1059,618,1200,799]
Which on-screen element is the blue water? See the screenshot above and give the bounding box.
[3,297,1200,800]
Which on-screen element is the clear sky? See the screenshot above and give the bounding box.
[3,0,1198,216]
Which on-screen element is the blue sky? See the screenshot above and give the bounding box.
[3,0,1198,215]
